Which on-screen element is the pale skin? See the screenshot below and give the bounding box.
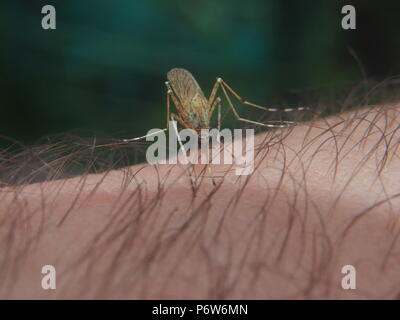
[1,103,400,299]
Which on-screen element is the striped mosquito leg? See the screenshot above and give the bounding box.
[218,78,309,113]
[165,81,188,120]
[218,82,295,128]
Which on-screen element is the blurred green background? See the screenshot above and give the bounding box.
[1,0,400,147]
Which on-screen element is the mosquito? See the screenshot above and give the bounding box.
[120,68,311,185]
[124,68,309,141]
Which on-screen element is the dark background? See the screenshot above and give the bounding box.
[1,0,400,147]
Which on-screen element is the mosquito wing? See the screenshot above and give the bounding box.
[167,68,206,106]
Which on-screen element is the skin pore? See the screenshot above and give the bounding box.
[0,103,400,299]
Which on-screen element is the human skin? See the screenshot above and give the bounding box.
[1,103,400,299]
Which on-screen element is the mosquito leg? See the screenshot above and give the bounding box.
[208,96,220,123]
[218,78,310,113]
[120,84,176,142]
[205,95,222,135]
[218,82,295,128]
[165,81,189,122]
[166,83,171,130]
[170,114,187,157]
[170,114,197,189]
[208,79,222,106]
[207,78,296,128]
[217,100,222,166]
[121,128,168,142]
[205,88,221,184]
[121,83,186,142]
[170,114,216,187]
